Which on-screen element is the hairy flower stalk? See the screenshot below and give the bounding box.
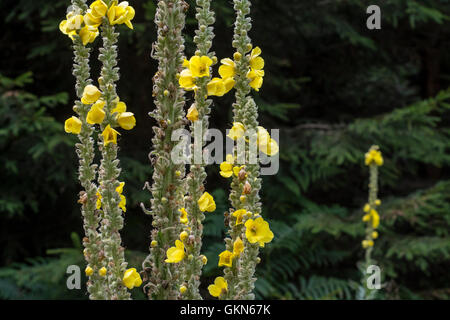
[360,145,383,300]
[181,0,216,300]
[142,0,188,300]
[64,0,106,300]
[221,0,266,300]
[94,1,133,300]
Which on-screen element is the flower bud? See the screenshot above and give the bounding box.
[180,285,187,294]
[180,231,189,241]
[151,240,158,247]
[233,52,242,61]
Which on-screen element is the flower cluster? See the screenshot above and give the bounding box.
[164,192,216,264]
[60,1,135,45]
[219,47,265,92]
[365,148,384,166]
[65,84,136,141]
[179,55,235,98]
[362,199,381,248]
[226,123,279,157]
[96,181,126,212]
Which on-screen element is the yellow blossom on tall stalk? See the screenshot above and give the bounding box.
[189,55,213,78]
[218,58,236,79]
[208,277,228,298]
[81,84,102,104]
[122,268,142,290]
[244,217,274,248]
[165,240,186,263]
[179,207,189,224]
[108,1,136,29]
[218,250,234,267]
[198,192,216,212]
[64,116,83,134]
[360,145,384,300]
[101,124,120,146]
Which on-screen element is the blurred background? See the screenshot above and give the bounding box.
[1,0,450,299]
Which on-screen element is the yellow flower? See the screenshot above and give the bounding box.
[179,207,189,224]
[218,58,236,79]
[244,217,274,248]
[96,190,102,209]
[101,124,120,146]
[117,112,136,130]
[371,209,380,229]
[64,116,82,134]
[79,25,99,46]
[66,14,84,32]
[365,149,383,166]
[90,0,108,18]
[219,161,233,178]
[257,126,279,156]
[122,268,142,289]
[201,255,208,265]
[179,69,197,91]
[208,277,228,298]
[186,104,199,122]
[372,231,379,239]
[362,240,374,248]
[180,231,189,242]
[111,100,127,114]
[180,285,187,294]
[218,250,233,267]
[86,105,106,125]
[189,55,213,78]
[59,13,82,40]
[99,267,107,276]
[233,165,244,177]
[116,181,125,194]
[363,204,370,213]
[259,138,279,156]
[119,194,126,212]
[198,192,216,212]
[165,240,185,263]
[85,266,94,276]
[362,214,370,222]
[207,77,235,97]
[108,1,135,29]
[249,47,265,70]
[232,209,247,225]
[84,11,102,28]
[81,84,101,105]
[375,199,381,206]
[227,122,246,140]
[151,240,158,247]
[247,69,264,91]
[207,78,224,96]
[233,237,244,257]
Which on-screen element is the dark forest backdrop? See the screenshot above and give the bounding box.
[1,0,450,299]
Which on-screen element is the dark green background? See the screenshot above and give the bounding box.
[1,0,449,299]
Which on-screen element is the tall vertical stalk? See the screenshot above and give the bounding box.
[182,0,216,300]
[142,0,188,300]
[69,0,106,300]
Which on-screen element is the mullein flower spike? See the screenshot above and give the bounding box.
[60,0,138,299]
[361,145,384,299]
[143,0,189,300]
[211,0,276,300]
[61,0,107,300]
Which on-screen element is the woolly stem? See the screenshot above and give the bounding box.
[69,0,106,300]
[142,0,188,300]
[182,0,216,300]
[96,12,130,300]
